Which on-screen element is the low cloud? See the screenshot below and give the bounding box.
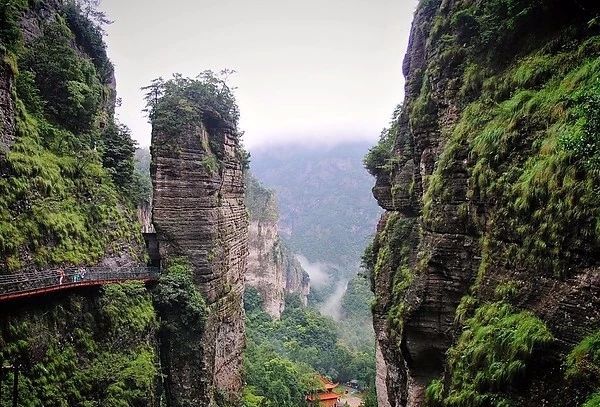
[319,280,348,321]
[296,255,331,288]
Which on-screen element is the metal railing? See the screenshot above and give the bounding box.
[0,266,160,301]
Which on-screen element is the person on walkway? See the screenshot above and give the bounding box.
[57,268,65,285]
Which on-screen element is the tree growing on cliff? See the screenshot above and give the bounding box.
[143,70,240,134]
[100,122,137,193]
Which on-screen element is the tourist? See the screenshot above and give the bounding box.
[57,268,65,285]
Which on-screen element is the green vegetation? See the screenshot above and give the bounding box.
[411,0,600,274]
[582,393,600,407]
[131,148,152,205]
[243,293,375,406]
[143,70,240,136]
[566,330,600,407]
[20,17,103,134]
[245,173,279,222]
[153,258,207,351]
[243,344,321,407]
[101,123,137,191]
[153,258,208,406]
[363,213,416,343]
[366,1,600,405]
[0,1,142,272]
[0,0,28,56]
[0,282,158,406]
[338,274,376,351]
[143,71,246,182]
[426,301,553,406]
[63,0,113,81]
[364,105,402,176]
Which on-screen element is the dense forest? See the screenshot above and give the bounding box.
[243,288,376,407]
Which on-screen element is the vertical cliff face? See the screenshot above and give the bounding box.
[283,249,310,306]
[366,1,600,406]
[245,174,309,318]
[151,78,248,405]
[0,2,157,405]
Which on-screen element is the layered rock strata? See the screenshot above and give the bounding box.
[368,1,600,406]
[152,114,248,404]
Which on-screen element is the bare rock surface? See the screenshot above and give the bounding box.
[152,120,248,404]
[246,174,310,317]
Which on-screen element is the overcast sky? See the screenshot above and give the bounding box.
[99,0,418,148]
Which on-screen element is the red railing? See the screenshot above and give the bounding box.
[0,266,160,303]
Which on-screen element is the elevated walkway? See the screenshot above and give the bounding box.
[0,266,160,303]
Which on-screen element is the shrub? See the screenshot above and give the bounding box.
[364,105,402,176]
[144,71,240,136]
[20,18,102,134]
[440,301,553,406]
[63,1,113,81]
[565,330,600,382]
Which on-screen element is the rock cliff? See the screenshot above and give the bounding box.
[150,76,248,405]
[0,2,154,405]
[365,1,600,406]
[0,60,15,154]
[245,174,309,318]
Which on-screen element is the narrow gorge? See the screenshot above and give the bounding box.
[2,0,600,406]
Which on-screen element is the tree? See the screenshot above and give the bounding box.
[142,71,240,133]
[21,18,102,134]
[101,122,137,193]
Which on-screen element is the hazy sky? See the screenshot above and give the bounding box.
[99,0,418,148]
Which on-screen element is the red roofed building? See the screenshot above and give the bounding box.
[306,377,341,407]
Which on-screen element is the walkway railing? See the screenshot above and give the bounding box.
[0,266,160,302]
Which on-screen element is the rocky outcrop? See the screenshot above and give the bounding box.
[137,201,155,234]
[152,109,248,404]
[282,247,310,306]
[0,61,15,154]
[367,1,600,406]
[246,174,309,318]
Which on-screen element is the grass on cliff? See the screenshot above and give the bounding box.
[0,5,143,271]
[363,213,417,345]
[566,330,600,407]
[403,0,600,274]
[422,34,600,274]
[426,301,553,407]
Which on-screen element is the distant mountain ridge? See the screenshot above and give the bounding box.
[249,141,381,280]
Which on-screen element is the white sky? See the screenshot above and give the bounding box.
[99,0,418,148]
